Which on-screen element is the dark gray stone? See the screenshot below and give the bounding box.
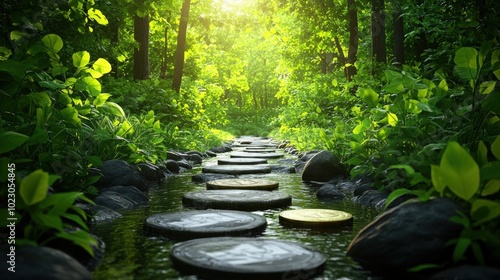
[191,173,237,183]
[137,162,164,183]
[353,182,373,196]
[167,151,183,161]
[428,265,500,280]
[352,190,387,207]
[206,150,217,157]
[177,159,193,170]
[346,198,464,276]
[105,185,149,204]
[165,159,180,174]
[94,191,137,211]
[0,246,92,280]
[76,203,122,223]
[316,184,346,201]
[92,159,149,192]
[188,153,203,164]
[210,145,232,153]
[301,150,347,182]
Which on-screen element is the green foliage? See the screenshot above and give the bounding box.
[1,170,97,256]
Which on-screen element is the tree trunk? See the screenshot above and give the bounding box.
[133,12,150,80]
[393,3,404,67]
[346,0,358,81]
[160,25,169,79]
[172,0,191,93]
[371,0,386,63]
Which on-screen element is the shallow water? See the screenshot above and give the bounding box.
[91,152,382,280]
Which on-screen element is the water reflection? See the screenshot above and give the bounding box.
[92,153,381,279]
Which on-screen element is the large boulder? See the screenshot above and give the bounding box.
[301,150,347,182]
[0,246,92,280]
[76,203,122,223]
[94,191,138,211]
[428,265,500,280]
[137,162,164,183]
[316,184,346,201]
[346,198,464,277]
[92,159,150,192]
[105,185,149,204]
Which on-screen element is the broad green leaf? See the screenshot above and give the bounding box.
[387,112,398,126]
[479,81,496,95]
[431,165,446,194]
[92,58,112,75]
[389,164,415,175]
[39,80,67,90]
[454,47,478,81]
[492,50,500,80]
[0,131,29,154]
[384,80,405,94]
[492,135,500,160]
[480,162,500,181]
[440,142,480,201]
[101,102,125,117]
[352,118,371,134]
[481,180,500,196]
[72,51,90,69]
[10,30,25,41]
[34,213,63,231]
[82,76,101,96]
[42,34,63,54]
[453,237,471,261]
[88,8,108,25]
[360,88,379,106]
[20,169,49,206]
[482,91,500,116]
[93,93,111,107]
[385,188,413,208]
[472,199,500,225]
[153,120,162,133]
[59,107,81,127]
[477,141,488,167]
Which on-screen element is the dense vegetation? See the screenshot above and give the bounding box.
[1,0,500,273]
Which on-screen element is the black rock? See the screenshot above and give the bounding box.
[167,151,183,161]
[428,265,500,280]
[104,185,149,204]
[177,159,193,170]
[137,162,164,183]
[352,190,387,207]
[188,153,203,164]
[346,198,464,277]
[0,245,92,280]
[165,159,180,174]
[191,173,237,183]
[92,159,150,192]
[76,203,122,223]
[301,150,347,182]
[316,184,347,201]
[94,191,137,211]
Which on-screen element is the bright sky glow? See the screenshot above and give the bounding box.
[220,0,247,11]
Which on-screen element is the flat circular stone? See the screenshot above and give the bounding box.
[207,179,279,191]
[202,165,271,175]
[218,158,268,165]
[171,237,326,279]
[243,149,277,153]
[230,152,284,159]
[183,190,292,211]
[144,210,266,239]
[279,209,353,228]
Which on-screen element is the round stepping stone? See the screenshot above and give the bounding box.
[182,190,292,211]
[279,209,353,228]
[171,237,326,279]
[207,178,279,191]
[243,149,277,153]
[218,158,267,165]
[143,210,267,239]
[230,152,284,159]
[202,165,271,175]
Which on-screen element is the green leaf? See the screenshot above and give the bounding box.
[42,34,63,54]
[82,76,101,96]
[492,50,500,80]
[20,170,49,206]
[39,81,67,90]
[92,58,112,75]
[385,188,413,208]
[34,213,63,231]
[389,164,415,175]
[454,47,479,81]
[59,107,81,127]
[431,165,447,195]
[472,199,500,225]
[88,8,109,25]
[72,51,90,69]
[387,112,398,127]
[481,162,500,181]
[359,88,379,106]
[93,93,111,107]
[453,237,471,262]
[481,180,500,196]
[440,142,480,201]
[477,141,488,167]
[479,81,496,95]
[0,131,29,154]
[101,102,125,117]
[492,135,500,160]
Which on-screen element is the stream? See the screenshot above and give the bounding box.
[91,149,382,279]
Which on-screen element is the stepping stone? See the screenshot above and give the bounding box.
[218,158,268,165]
[143,210,267,239]
[170,237,326,279]
[182,190,292,211]
[279,209,353,228]
[207,178,279,191]
[242,149,277,153]
[230,152,284,159]
[202,165,271,175]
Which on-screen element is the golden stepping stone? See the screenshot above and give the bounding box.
[207,179,279,191]
[279,209,353,228]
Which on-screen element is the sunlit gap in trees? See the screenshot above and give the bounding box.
[217,0,248,12]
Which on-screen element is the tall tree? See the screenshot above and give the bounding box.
[371,0,386,63]
[133,0,150,80]
[172,0,191,93]
[393,1,404,67]
[346,0,358,81]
